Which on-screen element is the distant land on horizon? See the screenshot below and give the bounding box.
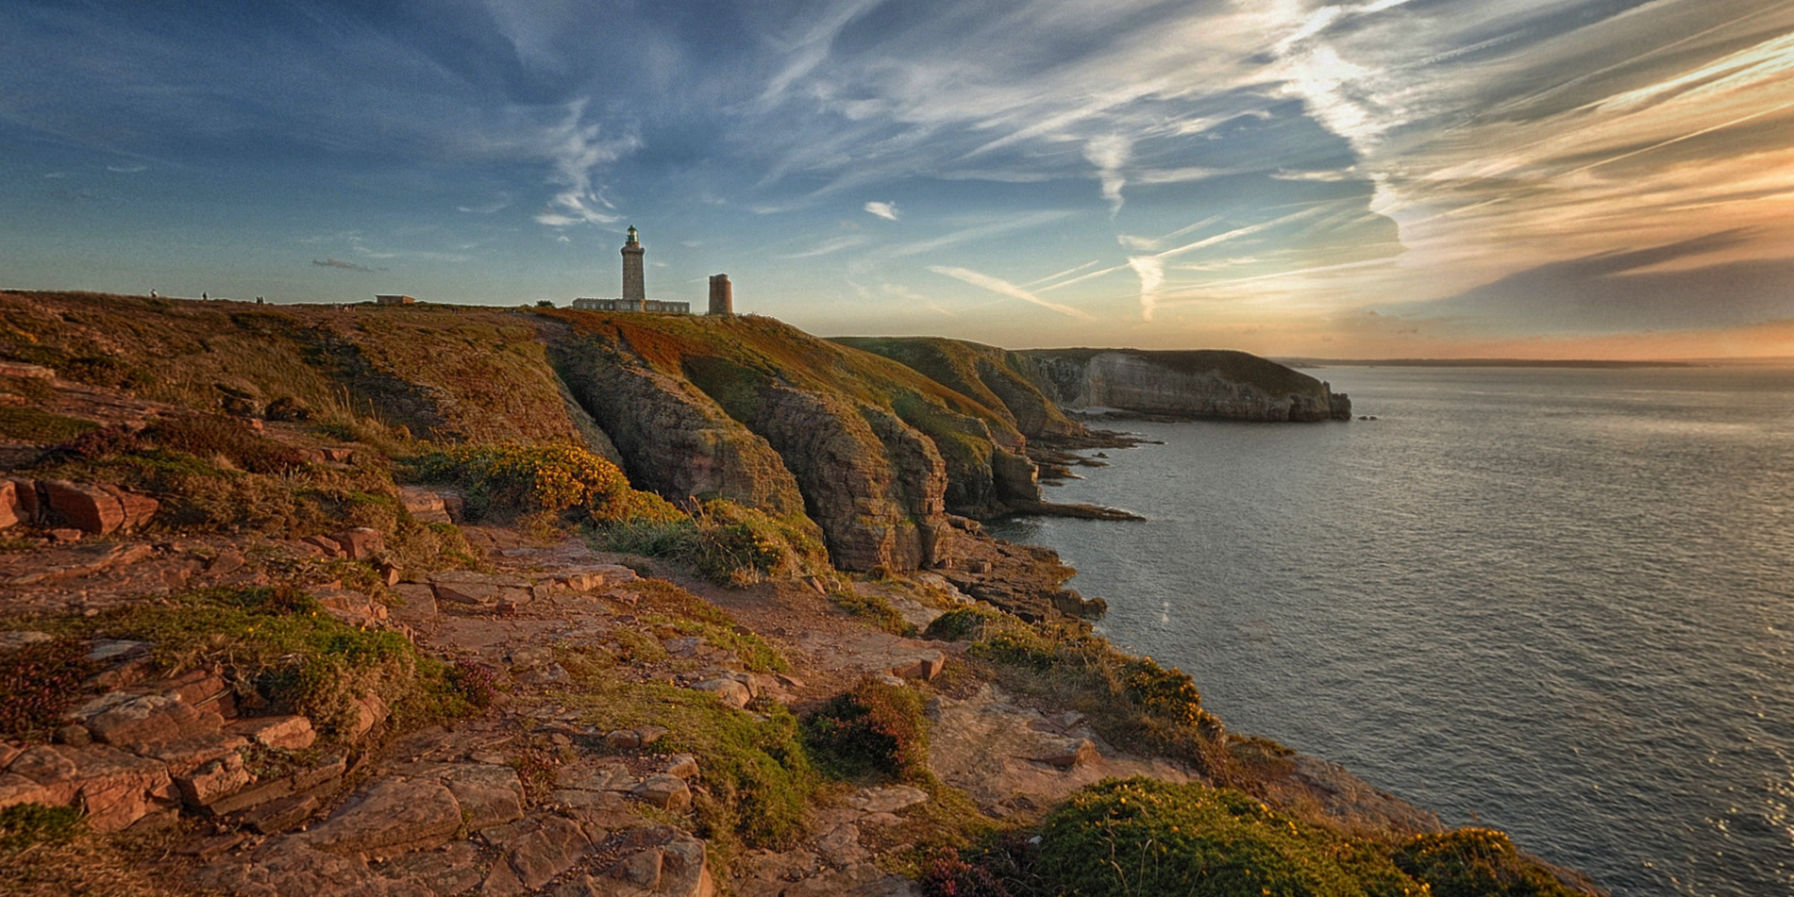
[1275,357,1713,370]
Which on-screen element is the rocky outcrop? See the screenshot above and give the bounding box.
[747,386,946,572]
[551,338,809,518]
[5,479,159,535]
[1021,349,1352,422]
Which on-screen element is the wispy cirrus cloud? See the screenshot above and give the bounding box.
[313,257,383,273]
[927,265,1093,319]
[531,102,638,228]
[863,201,899,221]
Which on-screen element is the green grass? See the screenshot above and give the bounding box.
[0,804,83,854]
[563,677,817,853]
[598,498,827,586]
[0,406,97,444]
[68,585,469,739]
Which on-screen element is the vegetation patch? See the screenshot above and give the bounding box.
[0,804,83,854]
[1394,829,1581,897]
[145,413,305,473]
[829,586,913,636]
[803,677,931,782]
[413,442,682,527]
[924,608,1238,784]
[71,585,467,739]
[0,407,97,444]
[1035,778,1421,897]
[0,636,99,742]
[598,497,826,586]
[562,675,816,854]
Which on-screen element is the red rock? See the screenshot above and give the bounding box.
[32,744,179,832]
[8,479,39,524]
[0,773,52,810]
[164,669,232,710]
[41,480,125,534]
[0,361,53,379]
[328,527,384,560]
[229,714,317,751]
[97,484,158,530]
[302,534,345,558]
[630,774,692,812]
[0,480,23,529]
[433,764,523,831]
[397,486,451,523]
[347,692,388,740]
[176,753,255,809]
[145,734,250,777]
[487,815,592,890]
[303,776,463,857]
[236,792,318,834]
[82,693,221,749]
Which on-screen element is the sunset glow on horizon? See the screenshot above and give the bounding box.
[4,1,1793,360]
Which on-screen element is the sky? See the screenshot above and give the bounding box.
[3,0,1794,359]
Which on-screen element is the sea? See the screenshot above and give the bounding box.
[987,364,1794,897]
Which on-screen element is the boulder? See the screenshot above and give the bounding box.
[328,527,384,560]
[98,484,160,530]
[630,775,692,812]
[81,693,223,749]
[41,480,125,534]
[0,480,24,529]
[397,486,452,524]
[47,744,178,832]
[177,753,255,809]
[688,678,751,709]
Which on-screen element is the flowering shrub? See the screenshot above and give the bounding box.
[1121,657,1206,729]
[448,658,500,708]
[1394,829,1579,897]
[413,443,683,526]
[1037,778,1424,897]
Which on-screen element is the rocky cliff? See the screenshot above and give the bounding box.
[0,290,1604,897]
[1023,348,1353,421]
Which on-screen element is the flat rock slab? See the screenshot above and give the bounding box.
[304,776,464,858]
[844,785,928,814]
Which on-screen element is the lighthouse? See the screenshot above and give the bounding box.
[621,225,646,307]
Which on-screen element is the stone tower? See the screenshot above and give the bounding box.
[707,274,733,316]
[621,225,645,307]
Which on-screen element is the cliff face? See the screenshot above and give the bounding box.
[541,311,1027,571]
[1022,348,1353,422]
[834,337,1084,440]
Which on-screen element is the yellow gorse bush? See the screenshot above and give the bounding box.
[415,443,684,525]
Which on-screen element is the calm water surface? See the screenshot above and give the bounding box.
[989,366,1794,897]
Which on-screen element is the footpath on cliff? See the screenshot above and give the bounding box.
[0,291,1602,897]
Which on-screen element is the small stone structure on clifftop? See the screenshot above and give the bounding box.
[708,274,733,316]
